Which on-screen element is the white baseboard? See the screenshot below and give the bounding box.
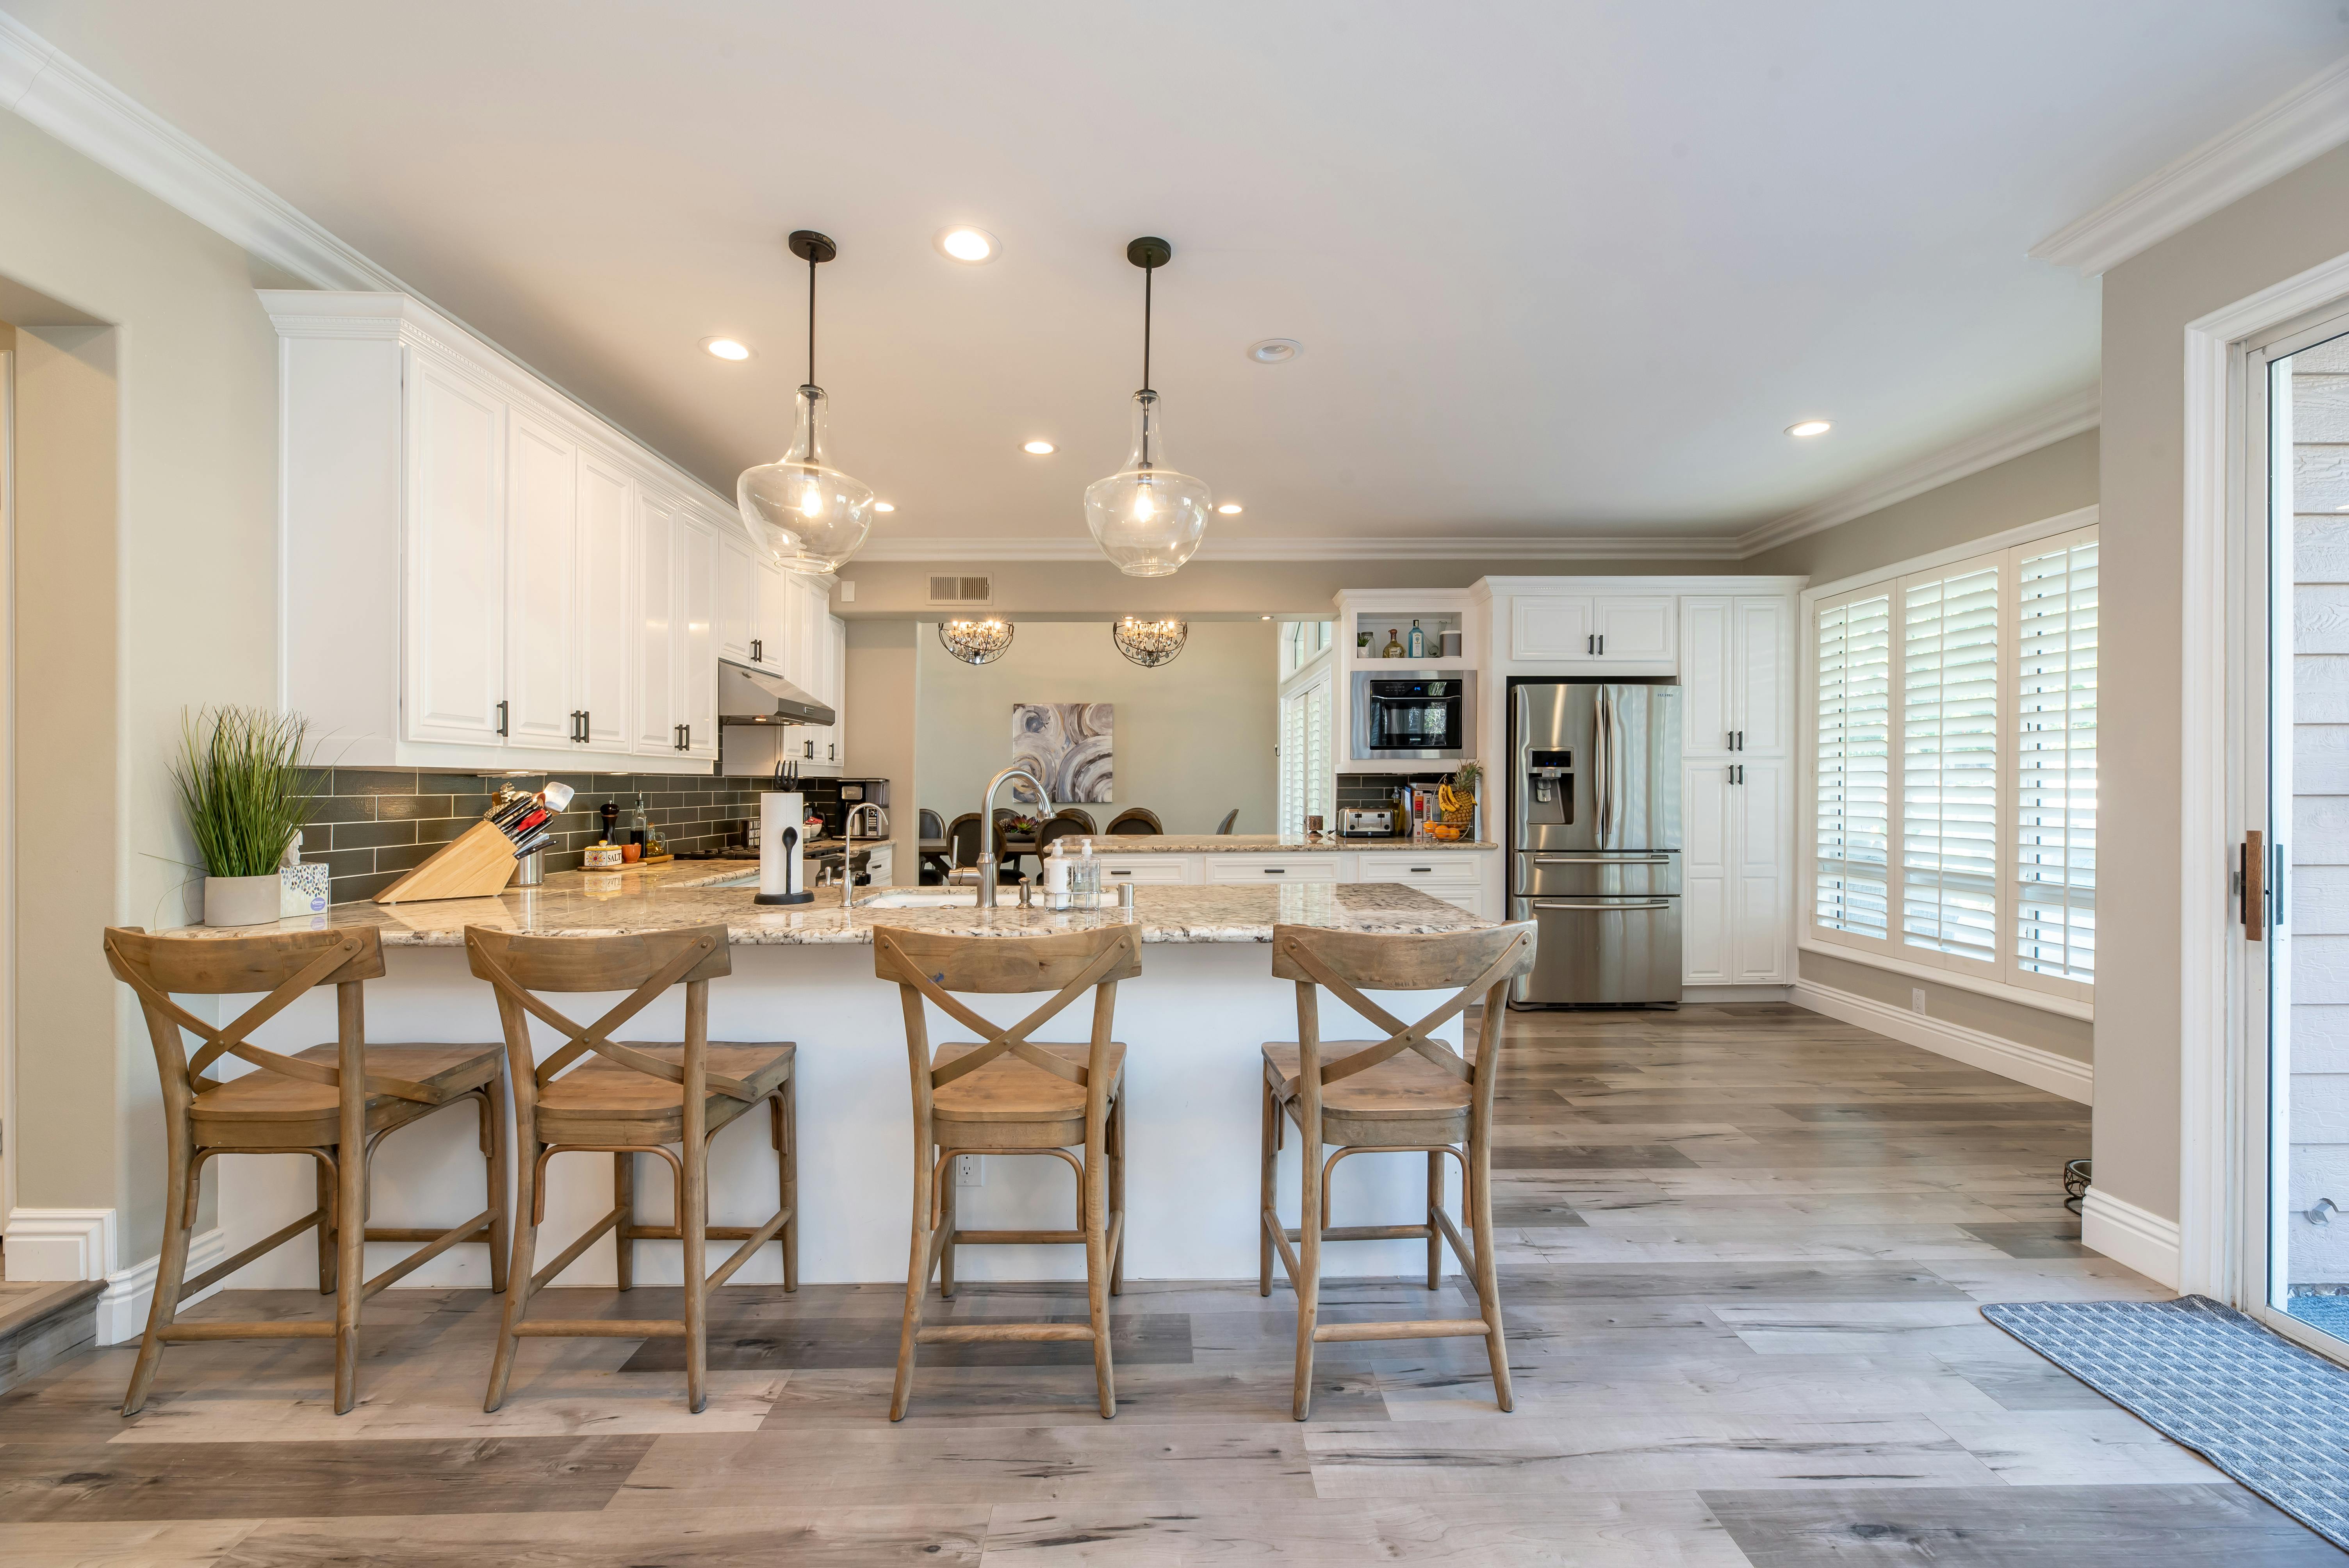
[1791,978,2093,1104]
[1683,985,1795,1004]
[2082,1187,2183,1289]
[3,1207,116,1281]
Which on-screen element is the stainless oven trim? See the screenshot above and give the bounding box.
[1350,668,1477,762]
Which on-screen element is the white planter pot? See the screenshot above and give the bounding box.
[204,874,283,928]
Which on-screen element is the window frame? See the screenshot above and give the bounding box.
[1799,506,2098,1018]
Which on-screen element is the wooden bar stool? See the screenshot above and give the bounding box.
[875,924,1140,1421]
[103,926,508,1416]
[1259,921,1536,1420]
[465,924,794,1415]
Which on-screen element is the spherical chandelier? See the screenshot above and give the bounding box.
[738,230,878,576]
[1111,616,1187,668]
[1084,237,1214,577]
[939,618,1014,666]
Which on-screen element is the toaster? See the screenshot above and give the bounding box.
[1338,808,1397,837]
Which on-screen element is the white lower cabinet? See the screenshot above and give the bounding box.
[1353,852,1488,917]
[1094,856,1192,885]
[1681,759,1790,985]
[1078,850,1496,906]
[1204,856,1340,884]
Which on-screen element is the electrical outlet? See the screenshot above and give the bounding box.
[1911,988,1927,1016]
[955,1153,983,1187]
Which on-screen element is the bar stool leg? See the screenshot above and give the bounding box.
[485,1130,540,1412]
[1470,1125,1511,1413]
[1109,1087,1128,1297]
[939,1163,958,1300]
[332,1092,366,1415]
[1084,1128,1115,1419]
[1426,1151,1444,1291]
[613,1152,635,1291]
[776,1080,798,1292]
[1292,1123,1323,1422]
[1259,1082,1277,1297]
[315,1155,337,1295]
[891,1139,937,1421]
[124,1122,194,1417]
[482,1088,510,1295]
[682,1130,710,1417]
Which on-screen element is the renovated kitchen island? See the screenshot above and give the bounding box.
[171,863,1497,1292]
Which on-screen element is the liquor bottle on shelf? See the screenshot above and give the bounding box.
[1382,627,1404,658]
[1407,619,1426,659]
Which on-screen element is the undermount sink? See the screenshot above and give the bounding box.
[857,889,981,908]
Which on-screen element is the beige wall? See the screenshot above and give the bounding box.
[2097,143,2349,1230]
[914,619,1278,838]
[0,110,281,1266]
[1799,949,2092,1066]
[1745,429,2100,584]
[843,618,919,883]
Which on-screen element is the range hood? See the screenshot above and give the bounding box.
[717,658,835,726]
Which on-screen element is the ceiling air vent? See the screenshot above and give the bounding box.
[927,574,994,607]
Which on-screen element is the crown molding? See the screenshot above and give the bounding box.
[1731,385,2099,558]
[2031,52,2349,276]
[0,12,394,290]
[855,531,1747,564]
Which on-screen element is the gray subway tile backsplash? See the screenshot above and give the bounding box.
[294,768,841,905]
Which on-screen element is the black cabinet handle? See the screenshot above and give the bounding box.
[1263,867,1286,874]
[1597,633,1605,655]
[496,700,508,738]
[751,638,763,662]
[1585,634,1593,655]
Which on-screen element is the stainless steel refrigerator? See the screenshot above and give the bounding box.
[1508,681,1683,1007]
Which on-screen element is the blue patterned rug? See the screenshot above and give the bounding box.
[1985,1296,2349,1552]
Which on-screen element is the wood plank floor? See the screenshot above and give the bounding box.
[2,1002,2337,1564]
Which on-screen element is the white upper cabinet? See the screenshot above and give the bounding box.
[403,358,507,745]
[501,410,579,751]
[269,292,748,773]
[718,529,760,664]
[576,453,634,750]
[633,493,677,756]
[1679,593,1789,757]
[1509,593,1675,668]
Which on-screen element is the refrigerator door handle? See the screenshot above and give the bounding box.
[1532,899,1674,911]
[1534,853,1672,864]
[1594,686,1611,845]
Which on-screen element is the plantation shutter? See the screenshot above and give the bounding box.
[1814,592,1893,939]
[2013,532,2098,983]
[1901,563,2001,965]
[1278,672,1333,835]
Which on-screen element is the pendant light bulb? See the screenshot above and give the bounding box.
[1084,237,1214,578]
[738,231,876,576]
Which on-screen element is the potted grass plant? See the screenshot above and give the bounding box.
[172,706,315,927]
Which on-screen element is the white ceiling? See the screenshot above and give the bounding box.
[10,2,2345,546]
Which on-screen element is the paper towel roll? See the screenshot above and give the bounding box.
[755,791,811,905]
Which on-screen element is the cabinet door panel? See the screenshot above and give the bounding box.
[1679,597,1732,756]
[717,529,759,661]
[404,360,506,743]
[1681,761,1732,985]
[1595,596,1675,662]
[823,613,848,772]
[502,412,577,750]
[634,495,675,754]
[1510,596,1595,660]
[1732,758,1791,983]
[675,513,718,758]
[576,454,633,749]
[1733,596,1789,755]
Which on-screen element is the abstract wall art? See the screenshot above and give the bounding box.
[1011,702,1113,804]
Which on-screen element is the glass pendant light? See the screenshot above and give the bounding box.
[1084,237,1214,577]
[738,230,877,576]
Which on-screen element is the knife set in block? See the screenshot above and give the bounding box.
[373,783,576,903]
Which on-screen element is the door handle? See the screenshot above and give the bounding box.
[1585,634,1593,655]
[751,638,763,662]
[2245,829,2266,941]
[580,709,590,742]
[1597,633,1604,655]
[1534,853,1671,864]
[1532,899,1672,911]
[496,700,508,738]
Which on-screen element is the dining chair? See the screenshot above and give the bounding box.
[1104,808,1162,836]
[1216,809,1240,834]
[1052,807,1099,833]
[1258,920,1536,1419]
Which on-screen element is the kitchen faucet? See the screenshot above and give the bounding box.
[976,766,1052,909]
[843,804,886,909]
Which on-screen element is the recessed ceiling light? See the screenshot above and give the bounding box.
[1023,439,1056,455]
[1248,338,1302,364]
[1261,614,1273,620]
[873,501,896,513]
[1217,502,1244,515]
[1786,419,1833,438]
[935,226,999,264]
[703,337,752,361]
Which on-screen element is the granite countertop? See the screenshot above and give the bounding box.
[158,859,1492,948]
[1069,834,1499,853]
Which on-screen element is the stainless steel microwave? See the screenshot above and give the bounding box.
[1351,669,1477,761]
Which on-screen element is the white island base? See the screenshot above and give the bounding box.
[212,914,1477,1293]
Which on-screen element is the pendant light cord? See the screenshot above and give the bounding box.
[807,248,818,389]
[1141,263,1153,395]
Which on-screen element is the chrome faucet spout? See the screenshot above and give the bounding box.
[977,767,1053,908]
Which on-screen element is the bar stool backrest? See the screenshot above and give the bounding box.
[1269,921,1537,1124]
[873,925,1141,1126]
[463,925,746,1106]
[103,926,397,1107]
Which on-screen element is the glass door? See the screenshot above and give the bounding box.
[2246,307,2349,1356]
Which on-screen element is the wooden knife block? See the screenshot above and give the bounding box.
[373,820,519,903]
